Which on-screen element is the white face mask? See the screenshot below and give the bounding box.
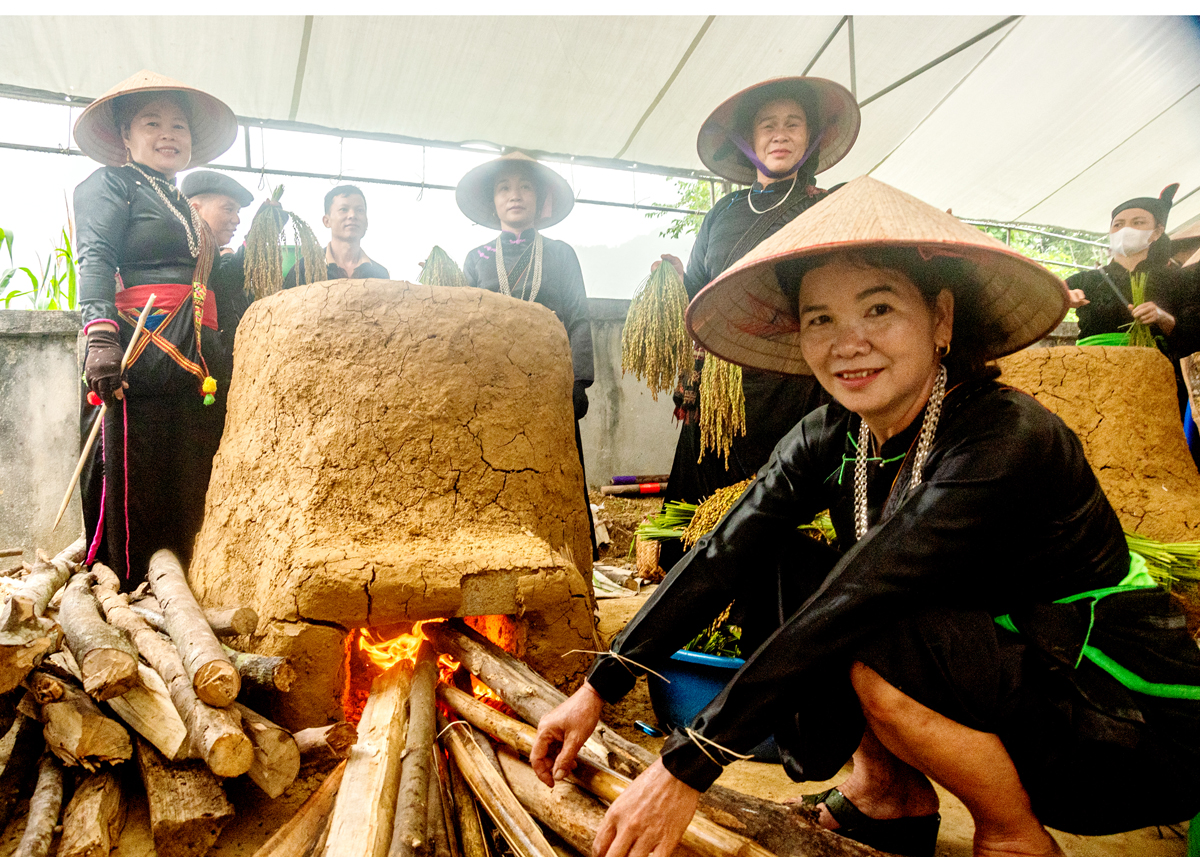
[1110,227,1155,258]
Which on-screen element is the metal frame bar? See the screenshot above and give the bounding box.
[847,16,857,99]
[959,218,1108,248]
[802,16,848,75]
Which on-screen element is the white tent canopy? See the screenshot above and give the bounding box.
[3,15,1199,232]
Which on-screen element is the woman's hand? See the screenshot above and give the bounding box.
[593,759,699,857]
[650,254,686,281]
[1066,288,1089,309]
[1130,300,1175,334]
[84,324,127,403]
[530,682,604,788]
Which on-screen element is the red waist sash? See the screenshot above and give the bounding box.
[114,282,217,330]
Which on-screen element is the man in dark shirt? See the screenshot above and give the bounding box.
[321,184,389,279]
[182,169,253,253]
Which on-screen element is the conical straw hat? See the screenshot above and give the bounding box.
[456,151,575,230]
[686,176,1068,376]
[697,77,860,185]
[74,69,237,168]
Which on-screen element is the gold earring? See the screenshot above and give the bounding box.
[936,342,951,358]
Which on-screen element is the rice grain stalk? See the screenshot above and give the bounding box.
[244,185,288,300]
[698,354,746,466]
[681,479,753,548]
[620,263,691,400]
[290,213,326,287]
[1124,273,1157,348]
[418,246,469,288]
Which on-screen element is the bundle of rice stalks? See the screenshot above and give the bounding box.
[632,500,698,546]
[1124,273,1157,348]
[1125,530,1200,587]
[419,245,468,289]
[244,185,325,300]
[621,263,691,400]
[698,354,746,466]
[681,479,753,547]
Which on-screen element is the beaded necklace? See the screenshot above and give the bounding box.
[123,162,203,259]
[495,232,543,302]
[853,364,947,540]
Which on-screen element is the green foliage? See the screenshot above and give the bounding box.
[1,225,79,310]
[976,223,1107,281]
[646,179,718,239]
[683,603,743,658]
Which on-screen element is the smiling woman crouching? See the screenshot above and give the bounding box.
[529,176,1200,857]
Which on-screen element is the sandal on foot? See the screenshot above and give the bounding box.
[800,787,940,857]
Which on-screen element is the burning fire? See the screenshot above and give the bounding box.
[344,616,519,725]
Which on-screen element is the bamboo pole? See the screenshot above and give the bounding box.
[439,715,556,857]
[389,642,438,857]
[54,295,156,531]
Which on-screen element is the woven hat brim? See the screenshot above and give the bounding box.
[686,176,1068,376]
[456,154,575,230]
[74,71,237,168]
[697,77,861,186]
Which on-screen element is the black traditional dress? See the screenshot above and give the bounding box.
[1068,240,1200,415]
[588,375,1200,834]
[660,179,832,567]
[463,228,597,555]
[76,163,237,588]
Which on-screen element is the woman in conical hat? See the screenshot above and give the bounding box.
[533,177,1200,857]
[74,69,239,588]
[653,76,859,571]
[457,150,597,557]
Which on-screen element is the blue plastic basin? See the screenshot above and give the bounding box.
[646,649,779,762]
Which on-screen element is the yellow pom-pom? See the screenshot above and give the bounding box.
[202,376,218,394]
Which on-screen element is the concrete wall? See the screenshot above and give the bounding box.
[578,298,678,487]
[0,310,83,562]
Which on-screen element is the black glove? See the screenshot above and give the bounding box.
[573,381,590,421]
[84,327,125,403]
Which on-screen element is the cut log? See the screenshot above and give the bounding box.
[23,669,68,704]
[250,761,345,857]
[496,749,625,857]
[146,550,240,707]
[389,642,438,857]
[204,607,258,637]
[0,714,45,830]
[427,752,454,857]
[430,747,461,857]
[447,749,489,857]
[136,738,234,857]
[222,645,296,693]
[295,722,358,764]
[59,573,139,700]
[233,702,301,798]
[14,753,63,857]
[92,564,252,777]
[324,662,412,857]
[0,537,82,695]
[11,537,85,616]
[41,680,132,770]
[429,623,868,857]
[439,714,556,857]
[50,652,188,761]
[59,769,128,857]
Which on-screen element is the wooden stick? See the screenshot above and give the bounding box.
[431,747,462,857]
[495,749,622,857]
[390,642,438,857]
[295,722,358,764]
[233,702,301,799]
[14,753,63,857]
[23,669,68,704]
[92,564,252,777]
[41,680,132,771]
[427,753,453,857]
[0,538,84,695]
[439,715,556,857]
[54,295,156,531]
[324,661,412,857]
[222,644,296,693]
[59,572,139,699]
[205,606,258,636]
[147,550,240,707]
[50,651,188,761]
[250,762,346,857]
[59,769,128,857]
[0,714,45,831]
[428,624,859,857]
[447,747,490,857]
[136,737,234,857]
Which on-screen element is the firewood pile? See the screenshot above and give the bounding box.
[0,538,356,857]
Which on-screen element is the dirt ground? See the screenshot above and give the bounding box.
[589,491,663,566]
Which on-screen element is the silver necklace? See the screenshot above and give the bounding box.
[747,174,798,215]
[853,364,948,540]
[124,162,202,258]
[495,232,543,302]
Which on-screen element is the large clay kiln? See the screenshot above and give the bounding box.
[188,279,597,729]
